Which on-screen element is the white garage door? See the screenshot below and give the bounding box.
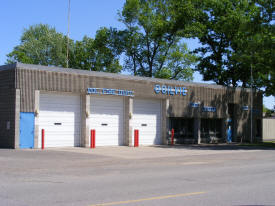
[89,96,124,146]
[131,99,161,145]
[38,93,81,148]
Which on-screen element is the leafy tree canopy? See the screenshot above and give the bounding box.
[6,24,122,73]
[263,104,275,117]
[7,24,68,67]
[170,0,274,95]
[114,0,197,80]
[7,0,273,93]
[6,2,198,81]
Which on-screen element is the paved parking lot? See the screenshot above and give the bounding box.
[49,145,264,159]
[1,145,275,206]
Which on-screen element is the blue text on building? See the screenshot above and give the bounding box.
[87,88,134,97]
[190,102,200,108]
[242,106,249,111]
[202,106,216,112]
[154,84,187,96]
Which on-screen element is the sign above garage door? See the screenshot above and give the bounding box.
[87,88,134,97]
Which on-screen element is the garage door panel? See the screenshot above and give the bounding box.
[41,129,80,134]
[132,99,161,145]
[38,93,81,148]
[91,105,123,110]
[40,106,80,111]
[92,126,120,131]
[39,111,80,116]
[93,126,120,130]
[40,99,79,104]
[136,127,158,132]
[39,105,80,109]
[133,114,158,118]
[91,111,123,115]
[90,114,121,119]
[39,114,80,119]
[134,110,160,114]
[39,118,80,124]
[89,96,124,146]
[39,119,80,124]
[42,133,79,138]
[90,125,120,129]
[90,121,121,127]
[40,94,79,100]
[133,118,158,122]
[95,132,120,136]
[92,97,122,103]
[134,110,160,115]
[91,110,123,116]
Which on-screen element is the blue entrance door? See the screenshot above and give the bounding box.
[20,112,34,149]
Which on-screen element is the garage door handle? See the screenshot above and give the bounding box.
[141,124,147,126]
[54,123,62,125]
[101,123,108,126]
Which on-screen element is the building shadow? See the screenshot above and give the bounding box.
[153,144,275,151]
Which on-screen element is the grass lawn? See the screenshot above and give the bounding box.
[240,140,275,148]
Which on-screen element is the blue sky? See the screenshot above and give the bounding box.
[1,0,274,109]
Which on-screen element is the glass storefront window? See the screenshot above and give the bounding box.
[201,119,222,141]
[169,118,194,143]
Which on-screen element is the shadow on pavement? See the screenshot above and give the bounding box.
[154,143,275,151]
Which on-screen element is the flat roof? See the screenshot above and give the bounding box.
[0,62,252,92]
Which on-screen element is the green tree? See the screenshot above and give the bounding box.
[170,0,274,95]
[6,24,69,67]
[263,104,274,117]
[6,24,122,73]
[69,36,95,70]
[229,0,274,96]
[92,28,122,73]
[69,30,122,73]
[116,0,197,80]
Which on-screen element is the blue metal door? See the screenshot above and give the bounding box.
[20,112,34,149]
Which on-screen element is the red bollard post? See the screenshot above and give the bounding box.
[171,128,174,145]
[41,129,45,149]
[134,130,139,147]
[90,130,93,148]
[93,130,95,148]
[90,130,96,148]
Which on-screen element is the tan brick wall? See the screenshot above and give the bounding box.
[14,65,263,143]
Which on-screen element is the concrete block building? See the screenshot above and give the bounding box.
[0,63,262,148]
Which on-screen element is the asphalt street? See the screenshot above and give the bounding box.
[0,145,275,206]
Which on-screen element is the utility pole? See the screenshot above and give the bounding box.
[66,0,71,68]
[250,62,253,143]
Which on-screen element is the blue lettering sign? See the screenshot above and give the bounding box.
[181,87,187,96]
[190,102,200,108]
[174,87,180,95]
[87,88,99,94]
[202,106,216,112]
[102,88,107,94]
[87,88,134,97]
[242,106,249,111]
[154,85,161,94]
[118,90,127,96]
[161,85,167,94]
[154,84,188,96]
[127,91,134,96]
[227,118,232,123]
[169,86,174,95]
